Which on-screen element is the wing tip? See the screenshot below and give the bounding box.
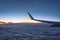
[28,12,34,20]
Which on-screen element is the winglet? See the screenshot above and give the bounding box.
[28,12,34,20]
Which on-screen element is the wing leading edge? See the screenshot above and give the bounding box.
[28,12,60,27]
[28,12,60,24]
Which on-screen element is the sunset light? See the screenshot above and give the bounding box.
[0,0,60,40]
[0,20,41,24]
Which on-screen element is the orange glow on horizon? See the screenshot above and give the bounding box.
[0,20,42,24]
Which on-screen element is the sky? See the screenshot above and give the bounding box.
[0,0,60,22]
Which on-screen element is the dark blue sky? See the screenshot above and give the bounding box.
[0,0,60,22]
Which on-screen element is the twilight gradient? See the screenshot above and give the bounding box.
[0,0,60,22]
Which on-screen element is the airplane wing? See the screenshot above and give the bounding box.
[28,12,60,24]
